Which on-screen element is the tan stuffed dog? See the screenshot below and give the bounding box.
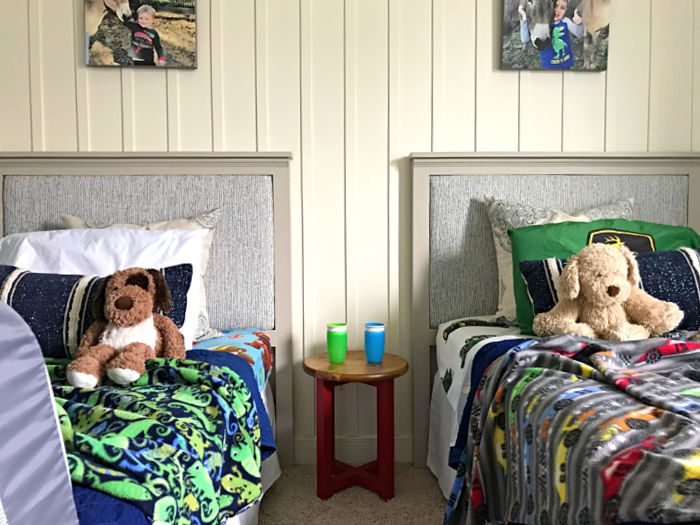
[533,244,684,341]
[66,267,185,388]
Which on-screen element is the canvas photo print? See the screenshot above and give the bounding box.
[85,0,196,68]
[501,0,610,70]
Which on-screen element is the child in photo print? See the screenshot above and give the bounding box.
[85,0,196,68]
[501,0,610,71]
[519,0,583,69]
[125,5,166,66]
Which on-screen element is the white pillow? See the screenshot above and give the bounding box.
[0,228,207,349]
[61,210,223,341]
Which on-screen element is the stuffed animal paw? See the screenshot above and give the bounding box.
[625,286,684,337]
[650,300,684,335]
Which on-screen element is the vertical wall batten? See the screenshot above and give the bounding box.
[87,69,124,151]
[475,0,518,151]
[166,70,179,151]
[121,70,134,151]
[0,2,32,150]
[389,0,432,464]
[648,0,693,151]
[562,72,606,152]
[131,71,168,151]
[432,0,476,152]
[76,0,123,154]
[211,0,257,151]
[300,0,350,442]
[519,71,562,152]
[694,1,700,151]
[605,0,651,151]
[345,0,390,440]
[254,0,260,152]
[28,1,44,150]
[646,1,652,152]
[210,0,221,150]
[38,0,78,151]
[176,0,212,151]
[73,0,88,151]
[254,0,307,455]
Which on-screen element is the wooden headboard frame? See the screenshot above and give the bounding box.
[0,152,295,467]
[411,152,700,466]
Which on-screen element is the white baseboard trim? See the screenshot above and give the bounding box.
[294,435,413,465]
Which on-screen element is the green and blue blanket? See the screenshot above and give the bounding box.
[47,358,261,525]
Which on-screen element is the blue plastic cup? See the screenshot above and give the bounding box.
[364,323,385,363]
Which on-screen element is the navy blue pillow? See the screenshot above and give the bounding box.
[0,264,193,358]
[519,248,700,332]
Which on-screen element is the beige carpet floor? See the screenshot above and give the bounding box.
[258,464,446,524]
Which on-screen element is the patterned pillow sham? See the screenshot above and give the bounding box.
[62,209,222,341]
[0,264,192,358]
[484,196,634,322]
[519,248,700,333]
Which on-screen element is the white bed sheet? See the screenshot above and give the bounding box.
[428,317,523,499]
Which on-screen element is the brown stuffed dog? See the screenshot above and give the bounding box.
[533,244,684,341]
[66,267,185,388]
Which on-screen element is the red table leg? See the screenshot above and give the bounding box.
[314,378,396,500]
[316,378,335,499]
[376,379,395,500]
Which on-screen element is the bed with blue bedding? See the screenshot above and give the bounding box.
[443,332,700,525]
[0,300,275,525]
[63,348,275,525]
[0,153,294,525]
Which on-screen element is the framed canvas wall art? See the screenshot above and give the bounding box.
[85,0,197,68]
[501,0,610,70]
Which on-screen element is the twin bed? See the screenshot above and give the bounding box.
[412,153,700,524]
[0,153,292,525]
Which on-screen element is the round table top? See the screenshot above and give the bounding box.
[303,350,409,383]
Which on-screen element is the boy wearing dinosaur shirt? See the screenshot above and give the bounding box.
[519,0,584,69]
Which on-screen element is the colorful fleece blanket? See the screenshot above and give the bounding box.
[47,358,262,525]
[446,333,700,525]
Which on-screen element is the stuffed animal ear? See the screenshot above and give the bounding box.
[147,269,173,313]
[559,255,580,300]
[91,278,108,322]
[619,245,641,286]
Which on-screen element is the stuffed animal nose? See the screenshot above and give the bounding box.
[607,286,620,297]
[115,296,134,310]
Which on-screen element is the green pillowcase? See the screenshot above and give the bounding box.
[509,218,700,335]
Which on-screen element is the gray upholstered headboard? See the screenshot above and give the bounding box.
[3,174,274,330]
[0,152,295,466]
[429,173,689,328]
[410,153,700,466]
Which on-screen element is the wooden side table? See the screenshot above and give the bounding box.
[303,350,408,500]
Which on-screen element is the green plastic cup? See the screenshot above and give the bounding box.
[326,323,347,363]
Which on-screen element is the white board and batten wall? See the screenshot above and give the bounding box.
[3,0,700,465]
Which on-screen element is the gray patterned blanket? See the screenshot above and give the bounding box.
[446,333,700,525]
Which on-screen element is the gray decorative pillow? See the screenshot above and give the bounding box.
[61,209,223,341]
[484,197,635,322]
